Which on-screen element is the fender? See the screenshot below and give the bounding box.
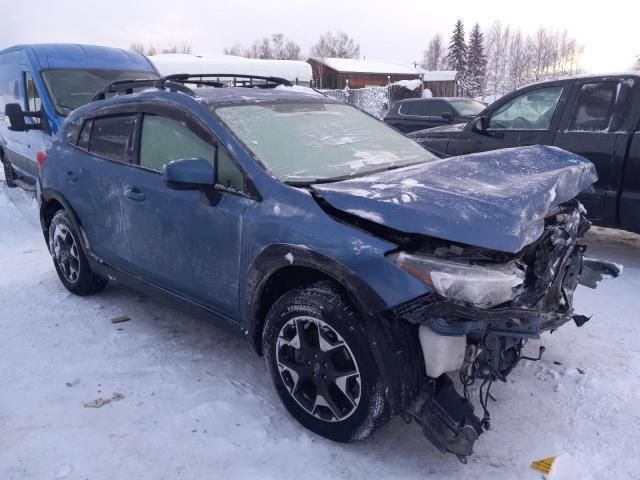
[40,188,95,258]
[246,244,387,343]
[245,243,420,414]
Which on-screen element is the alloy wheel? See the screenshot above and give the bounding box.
[276,316,362,422]
[52,223,81,284]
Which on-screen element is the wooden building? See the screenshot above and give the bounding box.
[307,57,459,97]
[308,58,422,89]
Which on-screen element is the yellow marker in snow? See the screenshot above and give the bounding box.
[531,457,556,475]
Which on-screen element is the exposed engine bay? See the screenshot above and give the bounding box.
[387,201,621,461]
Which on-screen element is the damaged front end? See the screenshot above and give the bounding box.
[388,201,621,461]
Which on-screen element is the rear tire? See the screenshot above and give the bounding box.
[2,158,17,188]
[49,210,108,296]
[263,281,390,442]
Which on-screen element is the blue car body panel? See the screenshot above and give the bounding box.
[0,44,158,184]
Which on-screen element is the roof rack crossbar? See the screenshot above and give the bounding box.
[90,73,294,103]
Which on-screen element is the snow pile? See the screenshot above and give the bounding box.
[393,79,422,91]
[150,54,313,84]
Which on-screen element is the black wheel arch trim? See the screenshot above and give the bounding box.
[246,244,386,341]
[40,188,94,257]
[246,244,414,414]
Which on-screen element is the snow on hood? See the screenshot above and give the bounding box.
[312,146,597,253]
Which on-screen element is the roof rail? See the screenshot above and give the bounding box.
[90,78,195,102]
[161,73,292,88]
[90,73,293,103]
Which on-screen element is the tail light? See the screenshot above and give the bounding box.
[36,151,48,168]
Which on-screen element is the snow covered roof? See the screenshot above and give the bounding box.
[149,54,313,82]
[310,58,457,81]
[313,57,421,76]
[420,70,457,81]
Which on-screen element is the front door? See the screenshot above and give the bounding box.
[121,111,250,319]
[449,84,567,156]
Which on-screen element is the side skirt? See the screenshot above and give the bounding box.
[88,258,248,341]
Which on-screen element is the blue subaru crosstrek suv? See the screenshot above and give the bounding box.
[37,74,619,460]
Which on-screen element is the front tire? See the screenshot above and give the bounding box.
[263,281,389,442]
[48,210,108,296]
[2,158,17,188]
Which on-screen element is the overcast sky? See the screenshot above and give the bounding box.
[1,0,638,72]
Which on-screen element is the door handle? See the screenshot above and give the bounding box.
[64,171,78,183]
[123,185,146,202]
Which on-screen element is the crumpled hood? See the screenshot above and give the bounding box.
[312,146,597,253]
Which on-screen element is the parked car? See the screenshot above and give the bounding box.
[33,74,618,460]
[0,43,159,190]
[409,74,640,234]
[383,97,486,133]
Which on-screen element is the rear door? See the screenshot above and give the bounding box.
[391,101,440,133]
[554,79,633,224]
[64,114,137,268]
[121,107,251,319]
[449,83,568,156]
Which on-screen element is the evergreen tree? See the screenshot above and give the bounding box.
[466,23,487,98]
[446,19,468,92]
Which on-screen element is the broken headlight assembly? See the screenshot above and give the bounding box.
[388,251,526,308]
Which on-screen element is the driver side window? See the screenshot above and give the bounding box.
[139,114,245,192]
[488,86,563,130]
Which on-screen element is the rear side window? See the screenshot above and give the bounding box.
[429,101,453,116]
[77,120,92,150]
[567,82,618,132]
[89,115,137,162]
[404,101,432,116]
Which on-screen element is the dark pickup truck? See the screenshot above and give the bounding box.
[410,74,640,234]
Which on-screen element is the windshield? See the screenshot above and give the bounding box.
[449,99,485,117]
[215,102,438,183]
[41,69,159,116]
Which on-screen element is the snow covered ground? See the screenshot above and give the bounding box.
[1,178,639,480]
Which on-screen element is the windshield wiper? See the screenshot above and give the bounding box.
[284,160,431,186]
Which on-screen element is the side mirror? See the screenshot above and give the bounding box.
[5,103,28,131]
[5,103,43,132]
[441,111,453,122]
[470,116,488,133]
[163,158,216,190]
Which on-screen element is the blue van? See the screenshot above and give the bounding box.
[0,44,159,189]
